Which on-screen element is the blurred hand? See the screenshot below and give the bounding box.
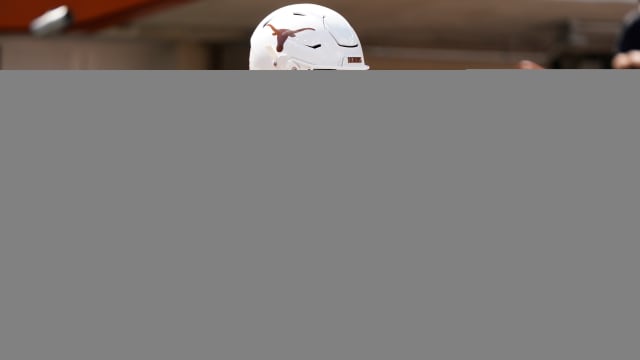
[611,50,640,69]
[517,60,545,69]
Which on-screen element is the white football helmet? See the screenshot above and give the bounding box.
[249,3,369,70]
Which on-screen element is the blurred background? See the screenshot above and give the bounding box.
[0,0,638,69]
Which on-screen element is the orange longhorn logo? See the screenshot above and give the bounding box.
[267,24,316,52]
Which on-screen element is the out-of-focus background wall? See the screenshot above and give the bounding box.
[0,0,638,69]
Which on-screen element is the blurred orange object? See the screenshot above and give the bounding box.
[0,0,192,32]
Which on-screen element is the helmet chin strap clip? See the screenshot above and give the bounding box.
[271,52,303,70]
[267,46,292,69]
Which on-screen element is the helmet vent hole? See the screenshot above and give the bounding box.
[293,12,306,16]
[306,44,322,49]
